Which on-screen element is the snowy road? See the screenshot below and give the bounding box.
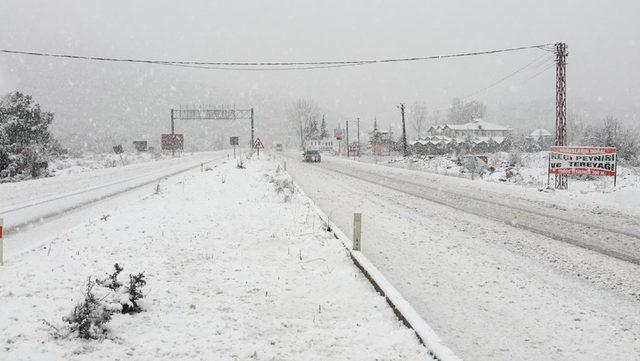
[283,154,640,361]
[0,151,228,257]
[301,156,640,265]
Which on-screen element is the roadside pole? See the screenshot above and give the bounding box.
[353,213,362,251]
[0,218,4,266]
[357,117,361,157]
[614,154,618,187]
[547,153,551,186]
[400,103,408,157]
[346,120,350,158]
[170,109,175,157]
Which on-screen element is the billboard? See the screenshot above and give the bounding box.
[161,134,184,151]
[133,140,148,152]
[549,146,617,176]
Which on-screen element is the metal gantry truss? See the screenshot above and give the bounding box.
[169,105,255,155]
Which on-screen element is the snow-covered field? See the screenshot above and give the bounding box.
[0,158,430,360]
[48,152,169,177]
[352,152,640,218]
[358,151,640,194]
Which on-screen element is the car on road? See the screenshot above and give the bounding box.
[303,150,321,163]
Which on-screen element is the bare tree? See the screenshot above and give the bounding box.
[578,116,639,163]
[286,99,321,148]
[431,109,441,126]
[447,98,486,124]
[409,101,427,138]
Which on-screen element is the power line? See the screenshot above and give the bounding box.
[521,61,556,83]
[0,43,555,71]
[428,53,556,113]
[459,53,554,100]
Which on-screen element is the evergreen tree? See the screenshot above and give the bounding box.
[320,118,329,138]
[0,91,61,179]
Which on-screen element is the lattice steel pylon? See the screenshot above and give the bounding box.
[555,42,568,189]
[169,106,255,156]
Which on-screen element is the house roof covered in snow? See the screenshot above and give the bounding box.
[529,129,553,138]
[442,119,511,131]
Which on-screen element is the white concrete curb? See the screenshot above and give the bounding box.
[290,176,463,361]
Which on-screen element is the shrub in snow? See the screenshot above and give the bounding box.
[49,264,149,341]
[267,170,295,202]
[121,272,147,314]
[62,278,113,340]
[96,263,124,291]
[97,263,147,314]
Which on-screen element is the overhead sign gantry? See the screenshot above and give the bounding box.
[168,105,255,155]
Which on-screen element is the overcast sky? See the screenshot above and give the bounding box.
[0,0,638,147]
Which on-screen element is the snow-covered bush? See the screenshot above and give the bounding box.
[62,278,113,340]
[48,264,148,341]
[266,167,295,202]
[122,272,147,314]
[96,263,124,291]
[96,263,147,314]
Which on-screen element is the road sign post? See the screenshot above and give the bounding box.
[252,137,265,159]
[230,136,239,159]
[0,218,4,266]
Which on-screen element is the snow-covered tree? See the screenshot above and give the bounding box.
[577,116,639,164]
[320,117,329,138]
[0,91,63,179]
[286,99,321,147]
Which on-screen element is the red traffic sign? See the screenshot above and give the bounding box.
[253,137,265,150]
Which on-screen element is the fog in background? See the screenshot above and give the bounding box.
[0,0,638,151]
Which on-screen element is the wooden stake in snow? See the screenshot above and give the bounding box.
[353,213,362,251]
[284,161,287,171]
[0,217,4,266]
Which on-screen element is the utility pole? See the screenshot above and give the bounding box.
[250,108,255,148]
[400,103,408,157]
[299,117,305,150]
[357,117,360,157]
[170,108,175,157]
[346,120,350,157]
[555,42,568,189]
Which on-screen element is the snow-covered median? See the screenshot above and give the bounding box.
[0,158,429,360]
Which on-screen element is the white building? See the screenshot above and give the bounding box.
[427,119,511,141]
[410,119,512,154]
[304,138,337,153]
